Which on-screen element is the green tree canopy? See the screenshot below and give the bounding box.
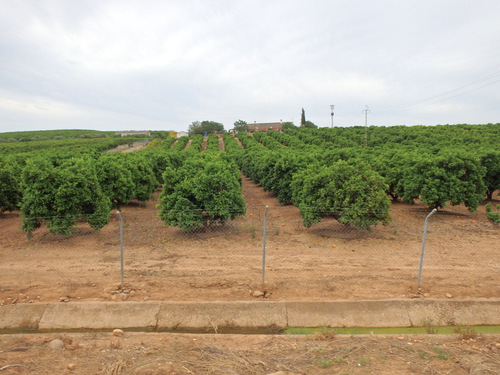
[121,153,159,202]
[188,120,225,135]
[0,164,21,213]
[233,120,248,132]
[95,154,136,209]
[479,150,500,200]
[304,120,318,129]
[21,157,111,237]
[291,160,391,229]
[399,150,486,210]
[282,122,296,130]
[159,154,245,231]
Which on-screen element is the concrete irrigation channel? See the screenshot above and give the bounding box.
[1,299,499,334]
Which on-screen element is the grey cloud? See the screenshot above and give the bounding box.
[1,0,499,133]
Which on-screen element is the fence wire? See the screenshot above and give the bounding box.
[0,205,498,305]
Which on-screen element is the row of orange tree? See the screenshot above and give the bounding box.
[241,124,499,227]
[278,124,499,206]
[1,123,498,236]
[0,136,161,237]
[158,133,246,230]
[1,131,247,236]
[234,131,392,229]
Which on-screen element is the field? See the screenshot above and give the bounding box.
[1,131,499,374]
[0,175,498,305]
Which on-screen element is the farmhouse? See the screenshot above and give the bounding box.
[247,121,284,132]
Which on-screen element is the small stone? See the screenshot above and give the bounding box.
[264,291,271,298]
[252,290,264,297]
[121,294,128,301]
[143,296,150,301]
[49,339,65,350]
[445,293,453,298]
[398,336,405,341]
[113,329,124,337]
[424,293,430,297]
[111,294,118,301]
[59,296,70,302]
[67,363,76,370]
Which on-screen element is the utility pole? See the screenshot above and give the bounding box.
[330,105,335,128]
[362,105,370,146]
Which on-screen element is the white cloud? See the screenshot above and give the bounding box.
[0,91,83,117]
[1,0,500,132]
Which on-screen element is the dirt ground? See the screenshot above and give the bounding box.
[1,331,499,374]
[1,144,499,374]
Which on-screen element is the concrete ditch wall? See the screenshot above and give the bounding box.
[1,299,499,332]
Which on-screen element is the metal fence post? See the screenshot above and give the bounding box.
[262,205,268,284]
[417,208,437,286]
[117,211,124,287]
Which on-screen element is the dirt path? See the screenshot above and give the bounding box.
[201,136,208,151]
[106,140,150,153]
[218,134,225,151]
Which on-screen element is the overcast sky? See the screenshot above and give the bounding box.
[1,0,499,133]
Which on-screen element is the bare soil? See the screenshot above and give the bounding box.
[1,331,499,374]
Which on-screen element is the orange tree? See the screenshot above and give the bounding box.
[120,153,159,202]
[159,153,245,231]
[95,153,136,209]
[399,149,486,210]
[291,160,391,230]
[479,150,500,200]
[0,162,21,213]
[21,156,111,237]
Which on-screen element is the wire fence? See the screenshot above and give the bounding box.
[0,205,498,305]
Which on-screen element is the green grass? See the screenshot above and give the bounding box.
[285,325,500,335]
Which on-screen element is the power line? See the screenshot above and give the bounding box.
[380,69,500,114]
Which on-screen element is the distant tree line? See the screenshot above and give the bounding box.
[188,121,225,135]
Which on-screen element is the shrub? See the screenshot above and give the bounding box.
[485,202,500,223]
